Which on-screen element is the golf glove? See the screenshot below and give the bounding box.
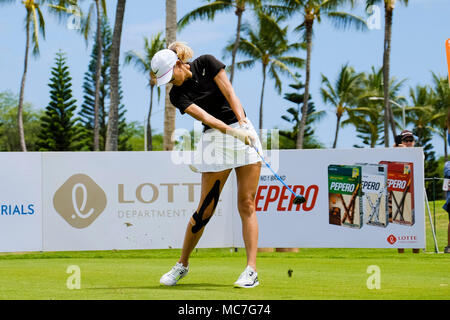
[228,127,255,146]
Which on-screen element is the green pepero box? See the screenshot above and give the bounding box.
[328,165,363,229]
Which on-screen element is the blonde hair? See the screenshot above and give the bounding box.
[168,41,194,63]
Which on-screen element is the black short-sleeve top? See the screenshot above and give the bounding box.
[169,54,241,131]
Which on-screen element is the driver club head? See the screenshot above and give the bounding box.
[293,195,306,205]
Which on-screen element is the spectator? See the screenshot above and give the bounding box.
[394,130,420,254]
[443,126,450,253]
[394,130,415,148]
[442,116,450,253]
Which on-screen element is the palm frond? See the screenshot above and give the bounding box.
[36,5,46,39]
[262,2,297,18]
[270,58,298,80]
[46,0,74,23]
[30,5,42,56]
[268,63,283,94]
[326,12,368,31]
[276,55,305,69]
[177,1,233,30]
[320,74,338,106]
[320,0,359,11]
[234,59,256,70]
[124,50,149,74]
[146,32,166,58]
[233,38,262,59]
[86,4,95,40]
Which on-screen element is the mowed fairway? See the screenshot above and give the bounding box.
[0,201,448,300]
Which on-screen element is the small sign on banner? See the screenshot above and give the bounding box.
[443,178,450,191]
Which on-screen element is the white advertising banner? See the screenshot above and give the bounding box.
[0,147,426,252]
[42,152,234,251]
[0,152,42,252]
[235,147,426,249]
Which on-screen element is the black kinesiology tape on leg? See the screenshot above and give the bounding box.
[191,180,221,234]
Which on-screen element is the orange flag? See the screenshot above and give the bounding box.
[446,39,450,88]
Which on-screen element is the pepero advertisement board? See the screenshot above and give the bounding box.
[239,147,425,249]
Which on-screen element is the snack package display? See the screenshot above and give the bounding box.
[357,163,389,228]
[328,165,363,229]
[379,161,415,226]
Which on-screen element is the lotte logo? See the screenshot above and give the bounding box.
[53,174,107,229]
[387,234,397,245]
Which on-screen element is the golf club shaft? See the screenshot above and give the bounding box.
[252,145,299,198]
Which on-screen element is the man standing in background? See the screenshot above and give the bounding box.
[443,116,450,253]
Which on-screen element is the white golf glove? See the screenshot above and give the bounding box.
[228,127,256,146]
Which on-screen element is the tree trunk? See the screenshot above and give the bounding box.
[383,2,396,147]
[163,0,177,151]
[297,18,313,149]
[332,113,341,149]
[105,0,126,151]
[18,16,30,152]
[443,128,447,162]
[147,84,154,151]
[229,4,244,84]
[447,107,450,130]
[259,64,267,139]
[93,0,102,151]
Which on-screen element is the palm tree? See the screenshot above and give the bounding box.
[406,84,440,193]
[320,64,363,148]
[79,0,107,151]
[178,0,263,84]
[124,33,165,151]
[0,0,76,151]
[269,0,367,149]
[344,104,384,148]
[365,0,409,147]
[105,0,126,151]
[163,0,177,151]
[230,12,304,136]
[406,85,439,147]
[1,0,47,152]
[430,73,450,161]
[343,66,406,148]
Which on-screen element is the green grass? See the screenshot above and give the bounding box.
[0,201,448,300]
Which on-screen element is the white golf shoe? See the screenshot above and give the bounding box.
[159,262,189,286]
[234,266,259,288]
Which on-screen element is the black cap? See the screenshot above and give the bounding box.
[400,130,414,140]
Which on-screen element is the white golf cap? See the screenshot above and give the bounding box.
[151,49,178,86]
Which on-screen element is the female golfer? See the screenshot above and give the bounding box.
[151,42,262,288]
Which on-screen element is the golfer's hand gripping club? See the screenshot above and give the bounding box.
[228,127,256,146]
[250,141,306,206]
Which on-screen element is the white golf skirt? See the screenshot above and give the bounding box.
[189,118,262,173]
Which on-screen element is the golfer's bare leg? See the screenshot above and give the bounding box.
[235,162,261,270]
[179,169,232,267]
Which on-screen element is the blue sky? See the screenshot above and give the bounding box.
[0,0,449,155]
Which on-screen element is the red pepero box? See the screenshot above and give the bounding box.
[379,161,415,226]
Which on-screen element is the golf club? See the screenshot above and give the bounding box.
[251,142,306,205]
